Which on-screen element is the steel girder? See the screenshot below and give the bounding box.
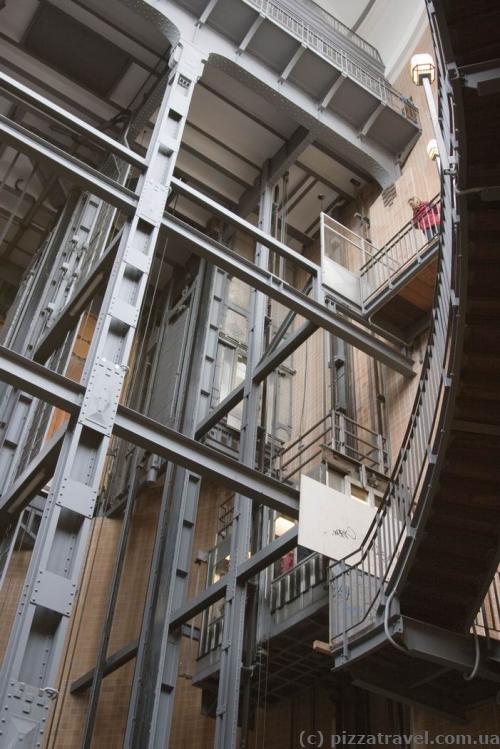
[0,346,299,523]
[69,525,298,695]
[0,74,413,378]
[214,169,273,747]
[0,115,137,214]
[0,70,147,172]
[0,43,206,749]
[162,212,415,377]
[195,320,316,439]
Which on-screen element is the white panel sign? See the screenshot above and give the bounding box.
[298,475,377,560]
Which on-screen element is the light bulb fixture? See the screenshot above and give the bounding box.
[410,53,436,86]
[426,138,439,161]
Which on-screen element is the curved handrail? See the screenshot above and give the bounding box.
[329,28,460,652]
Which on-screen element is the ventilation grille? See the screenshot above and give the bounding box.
[382,184,397,208]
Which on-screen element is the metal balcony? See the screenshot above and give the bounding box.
[277,409,390,483]
[174,0,420,166]
[321,197,440,339]
[242,0,417,126]
[246,0,383,67]
[270,551,328,618]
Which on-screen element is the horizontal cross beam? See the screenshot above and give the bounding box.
[169,524,299,629]
[162,214,415,377]
[0,427,66,517]
[114,406,299,517]
[70,622,200,695]
[0,347,299,520]
[195,320,316,439]
[69,526,299,694]
[0,345,83,415]
[0,115,138,214]
[170,176,317,275]
[0,71,147,172]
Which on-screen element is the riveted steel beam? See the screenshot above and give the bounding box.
[114,406,299,517]
[162,213,415,377]
[0,347,299,519]
[0,115,138,213]
[0,71,147,172]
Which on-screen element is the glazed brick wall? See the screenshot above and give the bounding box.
[44,484,161,748]
[0,549,31,662]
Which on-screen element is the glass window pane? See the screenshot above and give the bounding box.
[227,277,251,310]
[219,344,234,401]
[223,308,247,342]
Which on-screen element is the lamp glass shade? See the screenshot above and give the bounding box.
[426,139,439,161]
[410,53,436,85]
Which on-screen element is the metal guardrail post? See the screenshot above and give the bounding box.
[377,434,385,474]
[337,411,346,456]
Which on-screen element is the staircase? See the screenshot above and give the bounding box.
[329,0,500,720]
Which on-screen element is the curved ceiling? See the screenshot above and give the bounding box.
[314,0,427,79]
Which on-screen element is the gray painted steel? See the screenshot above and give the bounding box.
[0,1,425,745]
[0,42,205,749]
[214,168,272,748]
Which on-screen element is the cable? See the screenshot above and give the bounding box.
[261,640,270,749]
[463,624,481,681]
[253,645,263,749]
[299,338,309,438]
[384,587,408,654]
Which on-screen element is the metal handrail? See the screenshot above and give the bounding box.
[322,196,441,307]
[360,195,441,302]
[277,409,389,481]
[329,32,459,653]
[476,571,500,642]
[243,0,419,126]
[260,0,382,63]
[270,551,328,612]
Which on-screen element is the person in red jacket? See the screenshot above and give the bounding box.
[408,197,440,242]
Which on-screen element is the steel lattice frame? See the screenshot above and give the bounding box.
[0,11,419,749]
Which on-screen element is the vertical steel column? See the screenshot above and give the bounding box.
[0,194,102,496]
[214,167,273,748]
[123,262,223,749]
[0,41,204,749]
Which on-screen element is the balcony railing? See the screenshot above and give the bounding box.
[247,0,382,63]
[270,551,328,612]
[197,553,328,659]
[277,410,389,483]
[243,0,419,126]
[198,613,224,659]
[321,195,441,310]
[475,570,500,643]
[361,196,441,305]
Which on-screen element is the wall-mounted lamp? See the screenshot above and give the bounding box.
[410,53,436,86]
[427,138,441,174]
[411,53,449,172]
[426,139,439,162]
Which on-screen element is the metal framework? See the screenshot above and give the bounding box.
[0,2,440,747]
